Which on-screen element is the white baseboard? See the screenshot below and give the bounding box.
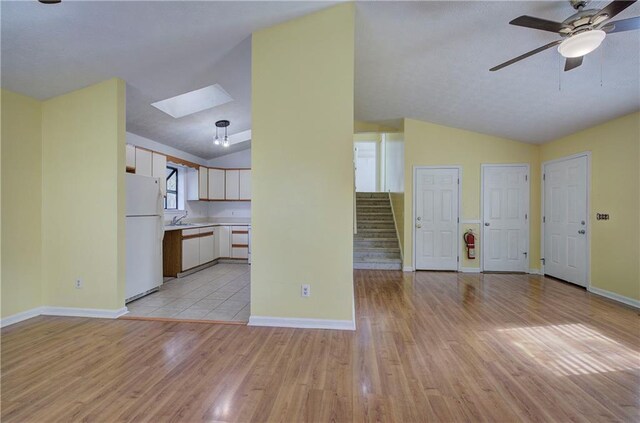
[1,306,129,328]
[528,268,541,275]
[588,286,640,309]
[0,307,46,328]
[402,266,414,272]
[248,315,356,331]
[460,267,481,273]
[42,306,129,319]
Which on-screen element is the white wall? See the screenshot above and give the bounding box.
[207,148,251,168]
[384,133,404,193]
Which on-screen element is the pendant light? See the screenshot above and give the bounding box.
[215,120,231,148]
[213,125,220,146]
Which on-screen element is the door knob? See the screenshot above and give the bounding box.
[578,229,586,234]
[416,223,422,229]
[484,222,490,226]
[417,217,421,221]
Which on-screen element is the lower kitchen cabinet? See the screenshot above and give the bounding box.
[163,225,251,277]
[181,228,201,272]
[218,226,231,258]
[199,228,215,264]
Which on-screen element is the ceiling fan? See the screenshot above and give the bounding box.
[490,0,640,72]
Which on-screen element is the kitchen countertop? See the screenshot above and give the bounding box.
[164,221,251,232]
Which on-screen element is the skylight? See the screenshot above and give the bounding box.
[151,84,233,118]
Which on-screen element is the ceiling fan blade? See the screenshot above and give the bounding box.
[509,15,567,33]
[594,1,637,21]
[602,16,640,32]
[490,40,562,71]
[564,56,584,71]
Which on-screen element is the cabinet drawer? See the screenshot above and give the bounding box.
[232,233,248,245]
[182,228,200,237]
[199,227,214,235]
[232,247,248,259]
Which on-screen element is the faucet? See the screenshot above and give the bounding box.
[171,211,188,225]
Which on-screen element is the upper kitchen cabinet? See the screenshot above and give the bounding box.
[126,144,136,172]
[135,148,152,176]
[198,166,208,200]
[208,168,225,200]
[152,152,167,195]
[225,169,240,200]
[239,169,251,200]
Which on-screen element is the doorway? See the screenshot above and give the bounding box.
[413,167,460,270]
[542,154,589,287]
[481,164,530,272]
[354,141,377,192]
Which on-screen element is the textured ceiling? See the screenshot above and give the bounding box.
[2,1,639,157]
[1,0,338,158]
[355,1,640,143]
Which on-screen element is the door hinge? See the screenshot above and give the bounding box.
[457,217,460,223]
[525,213,528,220]
[543,173,546,181]
[543,216,546,223]
[525,174,528,182]
[541,258,545,265]
[457,178,460,185]
[457,256,460,262]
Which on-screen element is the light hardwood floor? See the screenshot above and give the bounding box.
[2,271,639,422]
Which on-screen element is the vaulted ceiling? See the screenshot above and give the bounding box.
[3,1,639,158]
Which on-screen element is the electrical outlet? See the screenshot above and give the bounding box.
[301,284,311,297]
[75,279,83,289]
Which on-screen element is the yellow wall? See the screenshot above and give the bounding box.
[41,79,126,310]
[1,90,44,317]
[251,4,355,321]
[354,120,399,133]
[541,112,640,300]
[403,118,541,270]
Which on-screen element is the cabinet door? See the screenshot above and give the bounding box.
[225,170,240,200]
[218,225,231,258]
[135,148,152,177]
[208,168,225,200]
[126,144,136,171]
[198,167,208,200]
[199,234,214,264]
[212,227,220,260]
[152,153,167,195]
[182,237,200,271]
[239,169,251,200]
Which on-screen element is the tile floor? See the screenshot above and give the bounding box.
[126,263,250,322]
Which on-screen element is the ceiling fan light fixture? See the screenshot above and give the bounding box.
[558,29,606,58]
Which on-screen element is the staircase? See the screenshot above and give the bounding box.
[354,192,402,270]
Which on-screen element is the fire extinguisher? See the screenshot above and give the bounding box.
[463,230,476,259]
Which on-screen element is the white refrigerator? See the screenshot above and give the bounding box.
[125,174,164,302]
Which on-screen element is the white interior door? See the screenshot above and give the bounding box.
[354,142,377,192]
[414,168,459,270]
[544,155,588,286]
[482,165,529,272]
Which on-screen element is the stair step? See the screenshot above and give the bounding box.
[354,251,401,259]
[353,262,402,270]
[357,214,393,221]
[356,193,389,199]
[353,229,397,240]
[354,240,399,248]
[357,222,395,230]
